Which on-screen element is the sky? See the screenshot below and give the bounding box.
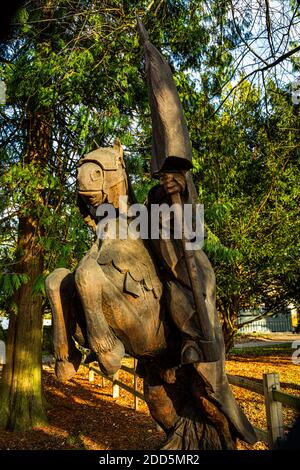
[229,0,300,88]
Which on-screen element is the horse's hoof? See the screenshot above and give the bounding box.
[55,350,82,382]
[97,339,125,376]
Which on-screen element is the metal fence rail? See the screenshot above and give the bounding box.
[237,316,292,334]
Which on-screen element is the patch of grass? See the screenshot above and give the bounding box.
[229,343,293,357]
[235,333,274,343]
[236,332,271,339]
[66,432,86,449]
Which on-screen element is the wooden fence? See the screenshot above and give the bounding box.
[85,358,143,411]
[227,373,300,446]
[84,361,300,448]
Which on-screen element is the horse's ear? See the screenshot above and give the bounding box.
[113,138,124,163]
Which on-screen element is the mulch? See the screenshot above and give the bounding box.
[0,351,299,450]
[0,359,164,450]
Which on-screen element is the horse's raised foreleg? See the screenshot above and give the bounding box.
[75,254,125,376]
[45,268,82,381]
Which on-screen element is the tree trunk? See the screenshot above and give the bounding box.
[223,322,238,354]
[0,111,50,431]
[221,309,238,354]
[0,311,17,428]
[0,220,47,430]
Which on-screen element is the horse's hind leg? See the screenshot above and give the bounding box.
[45,268,82,381]
[75,255,125,376]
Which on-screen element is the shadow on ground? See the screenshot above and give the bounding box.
[0,367,165,450]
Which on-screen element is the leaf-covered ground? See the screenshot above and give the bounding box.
[0,345,299,450]
[228,344,300,450]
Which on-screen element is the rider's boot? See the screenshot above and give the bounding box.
[181,334,220,365]
[181,338,203,364]
[167,281,220,364]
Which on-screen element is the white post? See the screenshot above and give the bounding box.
[112,372,119,398]
[0,340,6,365]
[99,374,104,388]
[133,358,139,411]
[263,373,284,447]
[88,363,94,382]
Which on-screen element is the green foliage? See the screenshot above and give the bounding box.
[229,343,292,357]
[192,79,300,330]
[0,1,298,345]
[0,273,29,298]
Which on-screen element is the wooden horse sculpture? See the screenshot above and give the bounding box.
[46,143,257,450]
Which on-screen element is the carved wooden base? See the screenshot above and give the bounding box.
[141,361,236,450]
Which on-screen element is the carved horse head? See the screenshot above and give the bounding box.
[77,140,128,209]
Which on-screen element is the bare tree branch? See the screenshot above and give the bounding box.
[215,44,300,114]
[264,0,276,57]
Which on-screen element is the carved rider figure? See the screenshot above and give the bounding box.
[45,21,258,450]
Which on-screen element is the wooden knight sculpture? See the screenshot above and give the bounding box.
[45,21,257,450]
